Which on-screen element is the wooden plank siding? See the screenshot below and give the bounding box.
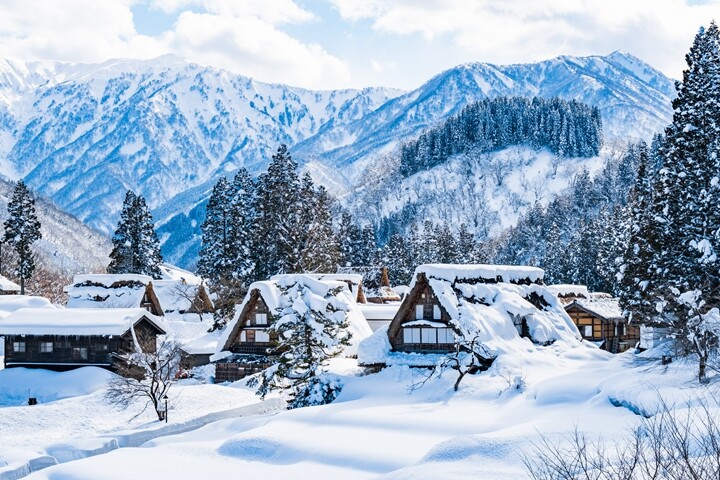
[388,273,455,354]
[2,318,162,372]
[565,304,639,353]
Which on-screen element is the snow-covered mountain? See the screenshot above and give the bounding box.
[294,51,675,181]
[0,55,401,235]
[0,52,675,269]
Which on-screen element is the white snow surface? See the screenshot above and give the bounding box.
[8,349,719,480]
[415,264,545,285]
[0,295,55,318]
[569,296,624,321]
[547,284,590,298]
[0,308,167,336]
[0,275,20,292]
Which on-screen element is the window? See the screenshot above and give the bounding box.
[255,313,268,325]
[583,325,592,337]
[415,305,424,320]
[616,323,625,336]
[73,348,88,360]
[13,341,25,353]
[40,342,53,353]
[437,328,455,344]
[256,331,270,343]
[403,327,455,345]
[433,305,441,320]
[245,330,256,343]
[94,344,109,352]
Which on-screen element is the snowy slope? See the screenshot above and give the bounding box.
[1,55,401,236]
[0,176,109,274]
[294,51,674,182]
[0,52,675,268]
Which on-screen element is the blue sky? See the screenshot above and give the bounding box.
[0,0,718,90]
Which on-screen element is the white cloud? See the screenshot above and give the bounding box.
[0,0,349,89]
[328,0,720,78]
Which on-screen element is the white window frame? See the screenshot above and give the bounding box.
[415,305,424,320]
[13,341,25,353]
[255,313,268,325]
[40,342,53,353]
[583,325,592,338]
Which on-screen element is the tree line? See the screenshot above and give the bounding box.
[399,96,602,177]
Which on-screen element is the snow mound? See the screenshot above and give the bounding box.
[0,367,113,406]
[415,264,544,285]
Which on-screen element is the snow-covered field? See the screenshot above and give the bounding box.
[2,342,715,480]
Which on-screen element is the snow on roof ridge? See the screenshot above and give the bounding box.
[415,264,545,284]
[0,307,167,335]
[547,284,590,297]
[0,274,20,291]
[71,273,154,287]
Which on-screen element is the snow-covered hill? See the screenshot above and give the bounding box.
[294,51,675,182]
[0,177,110,274]
[0,52,675,268]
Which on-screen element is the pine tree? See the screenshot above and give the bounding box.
[254,145,302,278]
[633,23,720,382]
[107,191,136,276]
[258,279,352,408]
[300,186,341,273]
[4,181,41,294]
[228,168,257,288]
[108,190,162,278]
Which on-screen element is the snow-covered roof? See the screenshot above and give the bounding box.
[153,281,211,314]
[567,296,624,321]
[159,263,203,285]
[0,275,20,292]
[547,284,590,298]
[0,295,55,319]
[68,274,154,288]
[359,264,580,366]
[65,274,150,310]
[336,266,400,300]
[359,303,401,320]
[414,264,545,285]
[217,274,372,356]
[271,273,363,301]
[0,308,167,336]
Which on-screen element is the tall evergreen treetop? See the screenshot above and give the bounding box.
[4,180,42,294]
[108,190,163,279]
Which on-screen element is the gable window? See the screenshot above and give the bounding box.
[39,342,53,353]
[415,305,424,320]
[583,325,592,337]
[255,313,268,325]
[13,341,25,353]
[433,305,441,320]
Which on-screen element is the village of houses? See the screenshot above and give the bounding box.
[0,262,643,382]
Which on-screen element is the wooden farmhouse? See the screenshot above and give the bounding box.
[357,264,581,368]
[337,266,401,303]
[0,275,20,295]
[548,285,639,353]
[213,275,372,383]
[0,308,167,372]
[156,263,215,315]
[565,295,639,353]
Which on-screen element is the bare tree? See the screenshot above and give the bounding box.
[170,282,208,321]
[522,397,720,479]
[411,335,494,392]
[106,333,185,421]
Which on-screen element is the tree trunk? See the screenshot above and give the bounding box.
[699,354,708,384]
[20,276,24,295]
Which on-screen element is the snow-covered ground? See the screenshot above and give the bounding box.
[1,341,715,480]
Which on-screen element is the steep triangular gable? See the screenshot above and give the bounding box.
[220,290,272,351]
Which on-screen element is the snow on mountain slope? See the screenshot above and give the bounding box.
[0,176,110,274]
[294,51,674,183]
[0,52,675,269]
[2,56,401,235]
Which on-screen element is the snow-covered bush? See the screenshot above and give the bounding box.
[288,375,344,410]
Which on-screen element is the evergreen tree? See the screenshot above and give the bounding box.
[629,23,720,382]
[108,190,163,278]
[4,181,41,294]
[258,279,352,408]
[254,145,302,278]
[228,168,257,288]
[300,186,341,273]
